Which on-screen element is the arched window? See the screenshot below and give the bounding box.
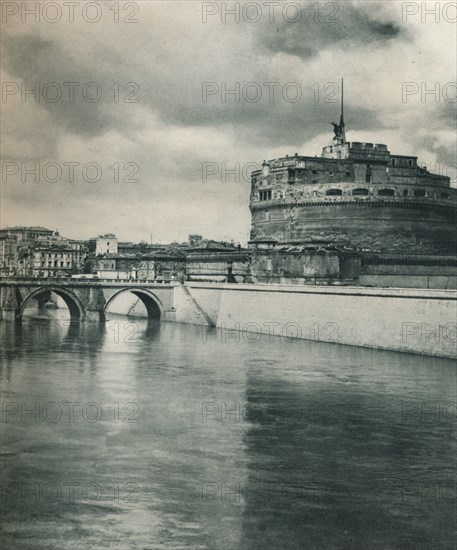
[414,189,426,197]
[352,188,369,196]
[326,189,342,196]
[378,189,395,197]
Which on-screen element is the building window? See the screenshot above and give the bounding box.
[345,171,351,177]
[259,190,272,201]
[352,188,369,196]
[391,158,396,166]
[403,190,408,196]
[366,165,372,183]
[312,170,318,175]
[326,189,342,196]
[441,192,450,199]
[408,159,413,167]
[378,189,395,196]
[414,189,426,197]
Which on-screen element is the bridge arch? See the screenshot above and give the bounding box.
[19,287,85,320]
[104,288,163,320]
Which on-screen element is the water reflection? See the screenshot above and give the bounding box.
[239,360,457,549]
[0,312,455,549]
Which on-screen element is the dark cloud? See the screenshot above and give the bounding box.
[258,1,408,60]
[2,34,141,138]
[152,79,385,149]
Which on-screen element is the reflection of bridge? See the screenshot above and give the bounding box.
[0,278,177,322]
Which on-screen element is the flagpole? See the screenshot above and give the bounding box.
[340,78,346,144]
[341,78,344,119]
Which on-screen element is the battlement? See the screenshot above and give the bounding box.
[322,142,388,155]
[321,142,392,162]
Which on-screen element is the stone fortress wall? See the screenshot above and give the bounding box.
[249,142,457,255]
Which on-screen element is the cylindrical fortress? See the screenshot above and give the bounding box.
[249,142,457,255]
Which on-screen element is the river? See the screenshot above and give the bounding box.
[1,309,456,549]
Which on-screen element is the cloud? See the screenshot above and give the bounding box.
[257,1,409,60]
[0,0,455,242]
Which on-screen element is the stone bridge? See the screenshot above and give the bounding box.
[0,278,177,322]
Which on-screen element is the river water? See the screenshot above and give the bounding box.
[1,309,456,549]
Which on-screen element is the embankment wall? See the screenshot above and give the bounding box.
[175,283,457,359]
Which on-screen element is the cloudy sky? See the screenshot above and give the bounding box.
[1,0,456,244]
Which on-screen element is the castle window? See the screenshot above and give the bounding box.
[312,170,318,175]
[366,165,372,183]
[414,189,426,197]
[391,158,396,166]
[352,188,369,196]
[326,189,342,196]
[259,190,272,201]
[345,171,351,177]
[403,190,408,196]
[276,173,282,181]
[378,189,395,196]
[408,159,413,167]
[441,192,450,199]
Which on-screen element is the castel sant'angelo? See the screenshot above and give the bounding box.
[249,83,457,259]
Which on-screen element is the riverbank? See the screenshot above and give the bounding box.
[173,283,457,359]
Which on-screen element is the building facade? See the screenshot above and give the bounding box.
[88,234,118,256]
[0,226,54,242]
[26,237,88,277]
[249,142,456,256]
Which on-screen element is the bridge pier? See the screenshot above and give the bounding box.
[1,287,19,321]
[85,288,106,323]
